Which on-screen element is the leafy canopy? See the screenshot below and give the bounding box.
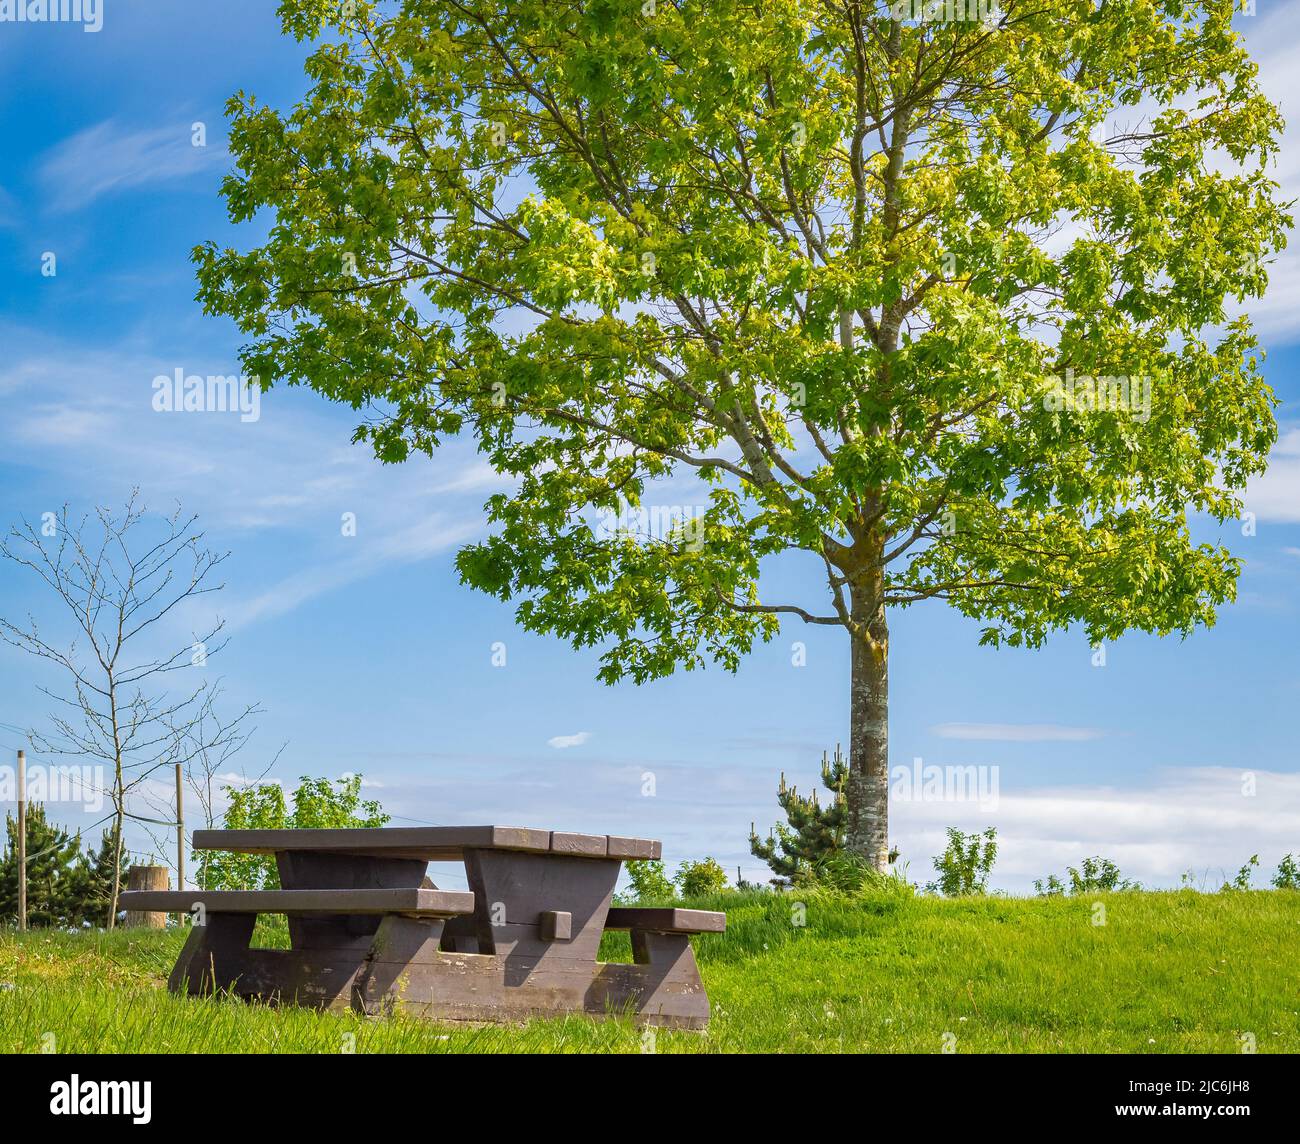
[197,0,1290,680]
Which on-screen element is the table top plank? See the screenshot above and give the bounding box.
[549,831,608,857]
[118,887,476,916]
[606,835,660,860]
[191,825,661,861]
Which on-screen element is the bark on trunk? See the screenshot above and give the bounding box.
[844,592,890,871]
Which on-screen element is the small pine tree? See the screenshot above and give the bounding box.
[0,804,83,927]
[749,747,849,886]
[65,827,127,928]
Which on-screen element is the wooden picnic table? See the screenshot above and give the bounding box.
[119,826,724,1029]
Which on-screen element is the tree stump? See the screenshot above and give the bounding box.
[124,866,170,928]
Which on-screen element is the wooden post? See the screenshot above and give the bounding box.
[16,750,26,933]
[124,866,169,928]
[175,763,185,893]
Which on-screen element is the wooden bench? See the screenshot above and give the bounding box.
[118,886,476,1006]
[604,907,727,934]
[128,826,722,1028]
[599,907,725,1013]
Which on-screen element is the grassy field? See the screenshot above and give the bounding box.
[2,888,1297,1053]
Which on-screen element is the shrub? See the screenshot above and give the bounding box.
[1221,854,1259,892]
[619,859,676,903]
[1272,854,1300,890]
[1034,856,1137,896]
[674,857,728,898]
[199,774,388,890]
[925,827,997,896]
[798,851,914,900]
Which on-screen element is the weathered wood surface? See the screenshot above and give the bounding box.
[124,865,169,929]
[168,915,713,1028]
[604,907,727,934]
[275,851,436,952]
[159,825,715,1028]
[118,887,475,917]
[191,825,662,861]
[464,849,618,962]
[356,950,711,1029]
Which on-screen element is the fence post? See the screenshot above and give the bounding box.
[16,750,26,932]
[175,762,185,894]
[124,865,169,928]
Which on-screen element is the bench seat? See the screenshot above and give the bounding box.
[604,907,726,934]
[117,888,475,917]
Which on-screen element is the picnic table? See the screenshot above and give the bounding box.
[118,826,725,1029]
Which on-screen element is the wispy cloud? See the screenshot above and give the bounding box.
[931,723,1108,743]
[229,514,482,630]
[1235,8,1300,344]
[0,335,495,632]
[547,731,592,750]
[1245,425,1300,524]
[36,119,225,212]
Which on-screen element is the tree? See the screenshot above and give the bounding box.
[0,804,81,927]
[926,826,998,896]
[750,747,849,884]
[617,859,676,904]
[0,496,256,925]
[199,775,389,890]
[65,828,128,928]
[674,857,729,898]
[195,1,1289,869]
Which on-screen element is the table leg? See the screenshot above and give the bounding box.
[462,849,619,964]
[168,913,255,995]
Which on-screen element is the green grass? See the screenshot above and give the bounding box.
[2,888,1297,1053]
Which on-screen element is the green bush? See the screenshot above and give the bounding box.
[1034,856,1138,896]
[674,857,728,898]
[619,859,676,903]
[797,851,914,900]
[925,828,997,897]
[199,775,387,890]
[1222,854,1259,892]
[0,806,126,929]
[1272,854,1300,890]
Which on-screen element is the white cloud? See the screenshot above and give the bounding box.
[891,766,1300,891]
[547,731,592,750]
[931,722,1108,742]
[1244,423,1300,523]
[15,403,116,444]
[36,119,226,212]
[231,756,1300,896]
[230,514,482,630]
[0,336,496,632]
[1235,9,1300,344]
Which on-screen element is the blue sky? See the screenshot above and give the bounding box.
[1,2,1299,894]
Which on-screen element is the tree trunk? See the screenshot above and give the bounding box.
[107,811,123,930]
[844,591,890,871]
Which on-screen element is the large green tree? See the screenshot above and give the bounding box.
[196,0,1289,868]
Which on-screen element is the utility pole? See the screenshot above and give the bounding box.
[175,762,185,893]
[17,749,27,932]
